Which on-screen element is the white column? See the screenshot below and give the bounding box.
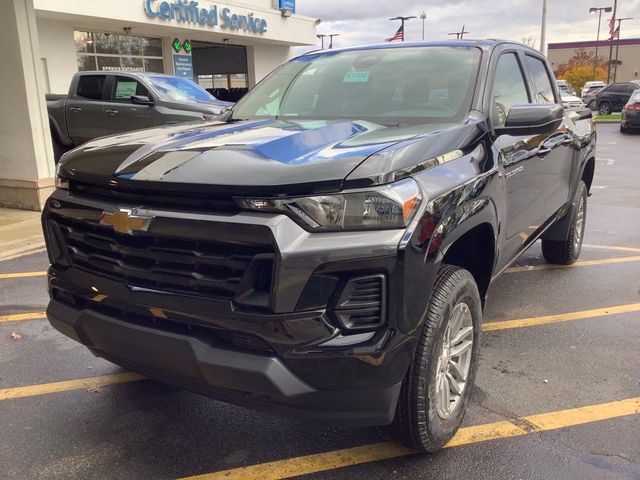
[0,0,55,211]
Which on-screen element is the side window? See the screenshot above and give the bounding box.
[492,53,530,126]
[525,55,556,104]
[625,84,638,94]
[112,77,150,102]
[76,75,106,100]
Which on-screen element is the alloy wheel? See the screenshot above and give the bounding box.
[574,194,585,254]
[435,302,474,419]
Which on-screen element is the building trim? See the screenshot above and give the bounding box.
[549,38,640,50]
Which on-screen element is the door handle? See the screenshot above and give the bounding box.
[69,107,82,112]
[105,109,119,116]
[537,147,552,156]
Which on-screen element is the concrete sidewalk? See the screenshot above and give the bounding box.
[0,208,45,261]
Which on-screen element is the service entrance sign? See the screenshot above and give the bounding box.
[173,54,194,79]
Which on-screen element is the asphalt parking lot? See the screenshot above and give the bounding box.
[1,123,639,480]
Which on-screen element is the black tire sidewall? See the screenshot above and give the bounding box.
[419,269,482,450]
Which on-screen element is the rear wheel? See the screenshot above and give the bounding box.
[588,100,596,110]
[383,265,481,452]
[542,181,587,265]
[598,101,611,115]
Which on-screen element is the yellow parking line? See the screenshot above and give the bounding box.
[0,271,47,279]
[0,372,145,401]
[483,302,640,331]
[584,244,640,254]
[179,397,640,480]
[506,255,640,273]
[0,311,46,323]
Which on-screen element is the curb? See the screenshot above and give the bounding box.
[0,236,46,262]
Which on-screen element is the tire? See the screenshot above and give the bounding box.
[383,265,482,452]
[598,101,611,115]
[541,181,587,265]
[588,100,596,110]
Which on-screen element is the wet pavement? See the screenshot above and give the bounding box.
[1,124,639,479]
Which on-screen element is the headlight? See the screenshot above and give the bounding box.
[236,178,422,232]
[55,163,69,190]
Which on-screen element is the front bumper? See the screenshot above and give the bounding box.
[47,299,401,425]
[43,189,427,425]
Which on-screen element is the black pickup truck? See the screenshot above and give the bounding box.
[45,40,595,452]
[47,71,232,161]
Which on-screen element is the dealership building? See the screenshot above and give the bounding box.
[0,0,317,210]
[548,38,640,84]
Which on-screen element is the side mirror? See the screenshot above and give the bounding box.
[131,95,154,106]
[494,104,563,136]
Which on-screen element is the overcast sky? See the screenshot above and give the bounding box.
[296,0,640,51]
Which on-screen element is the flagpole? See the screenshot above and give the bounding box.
[607,0,617,83]
[540,0,547,56]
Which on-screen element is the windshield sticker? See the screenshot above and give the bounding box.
[343,71,370,83]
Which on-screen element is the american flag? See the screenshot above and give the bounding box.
[609,14,617,40]
[385,25,404,42]
[611,26,620,40]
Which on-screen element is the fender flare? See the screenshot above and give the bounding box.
[427,196,499,270]
[48,114,73,147]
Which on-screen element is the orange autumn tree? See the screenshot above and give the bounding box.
[554,48,608,93]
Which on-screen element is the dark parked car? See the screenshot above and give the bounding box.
[595,82,640,115]
[621,90,640,133]
[47,72,232,161]
[584,84,607,109]
[45,40,595,453]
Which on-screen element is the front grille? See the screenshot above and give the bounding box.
[49,214,274,300]
[333,274,386,331]
[70,181,240,214]
[52,288,274,354]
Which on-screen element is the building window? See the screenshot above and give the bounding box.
[75,31,164,73]
[196,73,248,89]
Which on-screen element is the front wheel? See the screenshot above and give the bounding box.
[383,265,481,452]
[542,181,587,265]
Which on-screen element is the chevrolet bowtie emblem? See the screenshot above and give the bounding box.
[99,209,152,234]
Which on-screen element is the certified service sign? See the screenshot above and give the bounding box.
[144,0,268,34]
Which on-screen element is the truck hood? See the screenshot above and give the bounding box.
[59,118,482,196]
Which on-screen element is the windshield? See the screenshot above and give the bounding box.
[146,75,216,103]
[232,46,482,124]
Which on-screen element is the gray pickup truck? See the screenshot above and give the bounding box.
[47,71,232,161]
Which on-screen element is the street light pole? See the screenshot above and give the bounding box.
[420,11,427,41]
[328,34,340,49]
[540,0,548,56]
[613,17,633,82]
[389,16,417,42]
[589,7,612,79]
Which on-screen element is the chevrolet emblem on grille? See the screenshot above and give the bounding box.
[99,209,152,234]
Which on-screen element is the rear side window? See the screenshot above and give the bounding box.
[112,77,150,102]
[525,55,556,103]
[491,53,530,126]
[76,75,105,100]
[625,84,639,94]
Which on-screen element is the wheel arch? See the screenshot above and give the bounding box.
[428,198,499,304]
